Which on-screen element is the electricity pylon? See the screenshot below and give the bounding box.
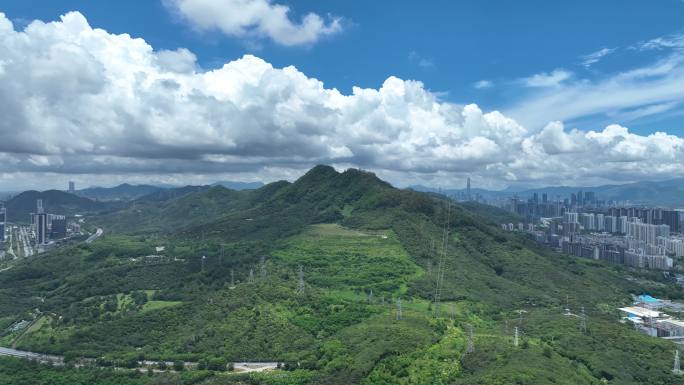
[674,349,682,375]
[259,256,267,279]
[514,327,519,347]
[296,265,305,295]
[466,324,474,354]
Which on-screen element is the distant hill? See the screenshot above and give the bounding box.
[76,184,163,201]
[93,182,289,234]
[5,190,114,223]
[211,181,264,190]
[135,185,211,202]
[76,181,264,202]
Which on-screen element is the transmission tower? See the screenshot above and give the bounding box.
[219,244,224,266]
[674,349,682,375]
[259,256,267,279]
[433,201,451,317]
[230,268,235,289]
[296,265,305,295]
[466,324,475,354]
[396,298,403,320]
[579,306,587,334]
[368,289,374,303]
[248,268,254,283]
[514,327,519,347]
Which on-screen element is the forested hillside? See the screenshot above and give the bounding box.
[0,166,681,384]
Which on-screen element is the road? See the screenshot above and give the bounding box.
[0,347,63,364]
[0,346,279,373]
[85,228,103,243]
[234,362,280,372]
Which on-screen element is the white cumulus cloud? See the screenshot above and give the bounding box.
[166,0,343,46]
[521,69,572,88]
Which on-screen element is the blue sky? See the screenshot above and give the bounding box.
[5,0,684,134]
[1,1,684,190]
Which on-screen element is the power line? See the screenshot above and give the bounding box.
[433,201,451,317]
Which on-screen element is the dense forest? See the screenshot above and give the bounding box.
[1,165,682,384]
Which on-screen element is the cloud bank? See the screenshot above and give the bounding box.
[0,12,683,190]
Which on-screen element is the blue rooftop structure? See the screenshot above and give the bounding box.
[638,294,660,303]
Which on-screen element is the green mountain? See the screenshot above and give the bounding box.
[0,165,682,385]
[4,190,115,223]
[77,184,164,201]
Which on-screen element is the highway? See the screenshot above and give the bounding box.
[85,228,103,243]
[0,346,63,364]
[0,345,279,373]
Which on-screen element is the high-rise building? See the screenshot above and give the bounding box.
[34,199,48,245]
[596,213,605,231]
[580,213,596,231]
[68,181,75,194]
[50,215,67,239]
[466,177,471,201]
[542,193,548,203]
[626,221,669,245]
[663,210,682,234]
[584,191,596,205]
[0,204,6,243]
[604,215,617,233]
[34,213,48,245]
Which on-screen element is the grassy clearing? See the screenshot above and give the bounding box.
[274,224,422,293]
[140,300,183,313]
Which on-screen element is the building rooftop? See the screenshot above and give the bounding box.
[618,306,662,318]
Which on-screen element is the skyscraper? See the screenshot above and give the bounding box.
[466,177,471,201]
[34,199,48,245]
[68,181,75,194]
[50,215,67,239]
